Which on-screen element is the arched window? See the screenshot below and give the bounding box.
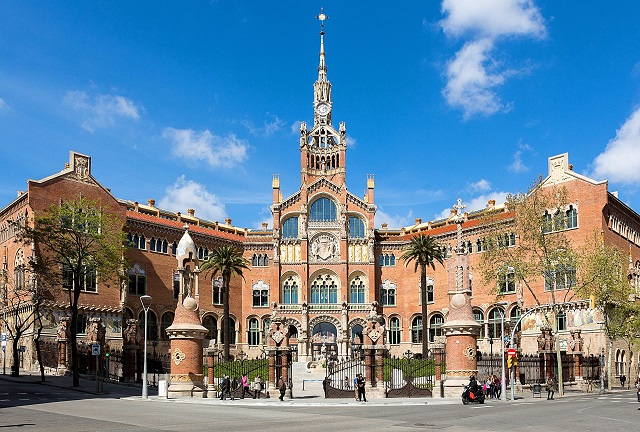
[510,307,521,333]
[128,264,146,295]
[309,197,337,222]
[288,324,298,339]
[149,237,156,251]
[171,241,177,255]
[390,254,395,266]
[380,280,396,306]
[212,277,223,305]
[411,317,422,344]
[248,318,260,346]
[488,308,504,339]
[498,266,515,294]
[282,276,299,304]
[473,309,484,339]
[14,249,25,290]
[203,315,217,341]
[389,317,401,345]
[310,274,338,304]
[429,314,444,343]
[161,312,174,341]
[139,310,158,341]
[565,205,578,229]
[220,317,236,344]
[352,325,363,344]
[282,217,299,238]
[349,217,365,238]
[252,280,269,307]
[349,276,366,303]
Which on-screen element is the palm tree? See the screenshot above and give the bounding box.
[401,234,445,358]
[200,245,249,360]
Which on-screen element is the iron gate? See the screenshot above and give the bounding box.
[324,356,366,398]
[385,353,443,398]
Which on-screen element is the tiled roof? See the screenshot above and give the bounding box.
[126,211,245,242]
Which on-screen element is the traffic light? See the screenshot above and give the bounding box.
[507,356,513,368]
[512,354,518,367]
[104,344,110,358]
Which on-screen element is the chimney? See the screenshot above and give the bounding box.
[487,199,496,208]
[225,218,232,225]
[134,201,139,211]
[262,222,268,230]
[147,199,155,207]
[187,208,195,217]
[415,218,422,225]
[381,223,388,229]
[568,164,573,171]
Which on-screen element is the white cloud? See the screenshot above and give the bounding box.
[63,90,142,132]
[436,192,509,219]
[290,120,303,135]
[592,107,640,184]
[346,136,357,148]
[467,179,492,192]
[241,114,285,137]
[158,176,227,222]
[440,0,546,39]
[508,150,529,173]
[439,0,546,119]
[163,127,249,168]
[0,97,9,111]
[442,38,507,119]
[374,209,414,229]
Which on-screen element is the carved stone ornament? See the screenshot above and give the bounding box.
[172,347,187,365]
[310,234,339,262]
[271,330,285,344]
[368,329,381,343]
[463,344,475,361]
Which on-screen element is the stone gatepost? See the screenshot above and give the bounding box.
[442,199,481,397]
[122,318,142,383]
[568,329,584,383]
[266,307,291,399]
[362,303,386,399]
[85,317,106,375]
[165,296,208,398]
[55,316,71,375]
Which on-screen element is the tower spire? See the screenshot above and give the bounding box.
[313,9,331,112]
[317,8,327,83]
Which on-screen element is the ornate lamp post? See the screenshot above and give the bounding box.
[140,295,152,399]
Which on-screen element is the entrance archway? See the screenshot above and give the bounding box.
[312,322,338,361]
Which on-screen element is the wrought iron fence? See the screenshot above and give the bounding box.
[209,351,269,398]
[385,353,441,398]
[324,356,366,398]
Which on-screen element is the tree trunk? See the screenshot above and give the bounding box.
[607,339,613,392]
[420,264,428,358]
[223,273,230,361]
[11,337,20,377]
[35,323,45,382]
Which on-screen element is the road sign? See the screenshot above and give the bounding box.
[1,332,6,347]
[91,344,100,356]
[507,348,517,356]
[19,346,26,352]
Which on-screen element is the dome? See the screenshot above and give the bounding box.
[176,225,197,267]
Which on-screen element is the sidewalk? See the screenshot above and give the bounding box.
[1,369,629,407]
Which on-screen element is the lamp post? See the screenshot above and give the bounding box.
[140,295,152,399]
[493,302,508,401]
[597,320,605,394]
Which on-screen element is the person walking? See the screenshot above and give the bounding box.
[546,375,555,400]
[354,375,358,401]
[277,376,286,401]
[620,374,627,388]
[356,373,367,402]
[241,373,250,399]
[253,374,262,399]
[220,375,234,400]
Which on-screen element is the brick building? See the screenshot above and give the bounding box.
[1,26,639,385]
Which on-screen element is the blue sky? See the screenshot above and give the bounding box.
[1,1,640,229]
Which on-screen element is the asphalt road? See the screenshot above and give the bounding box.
[1,379,638,432]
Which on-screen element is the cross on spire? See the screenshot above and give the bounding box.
[316,8,328,34]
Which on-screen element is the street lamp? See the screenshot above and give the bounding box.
[140,295,152,399]
[597,320,605,394]
[494,302,508,401]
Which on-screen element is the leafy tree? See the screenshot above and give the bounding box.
[401,234,445,357]
[0,262,47,379]
[576,233,638,391]
[13,196,126,387]
[479,178,577,395]
[200,245,249,360]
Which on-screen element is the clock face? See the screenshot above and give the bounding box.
[317,103,329,115]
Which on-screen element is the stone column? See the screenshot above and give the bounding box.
[441,289,481,397]
[85,318,106,375]
[361,304,387,399]
[55,317,71,375]
[122,319,142,383]
[166,296,208,398]
[266,308,292,398]
[206,348,215,394]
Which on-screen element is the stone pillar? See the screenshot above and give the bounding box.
[361,304,387,399]
[122,319,142,383]
[441,289,481,397]
[165,296,208,398]
[206,348,215,395]
[85,318,106,375]
[55,316,71,375]
[266,307,292,398]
